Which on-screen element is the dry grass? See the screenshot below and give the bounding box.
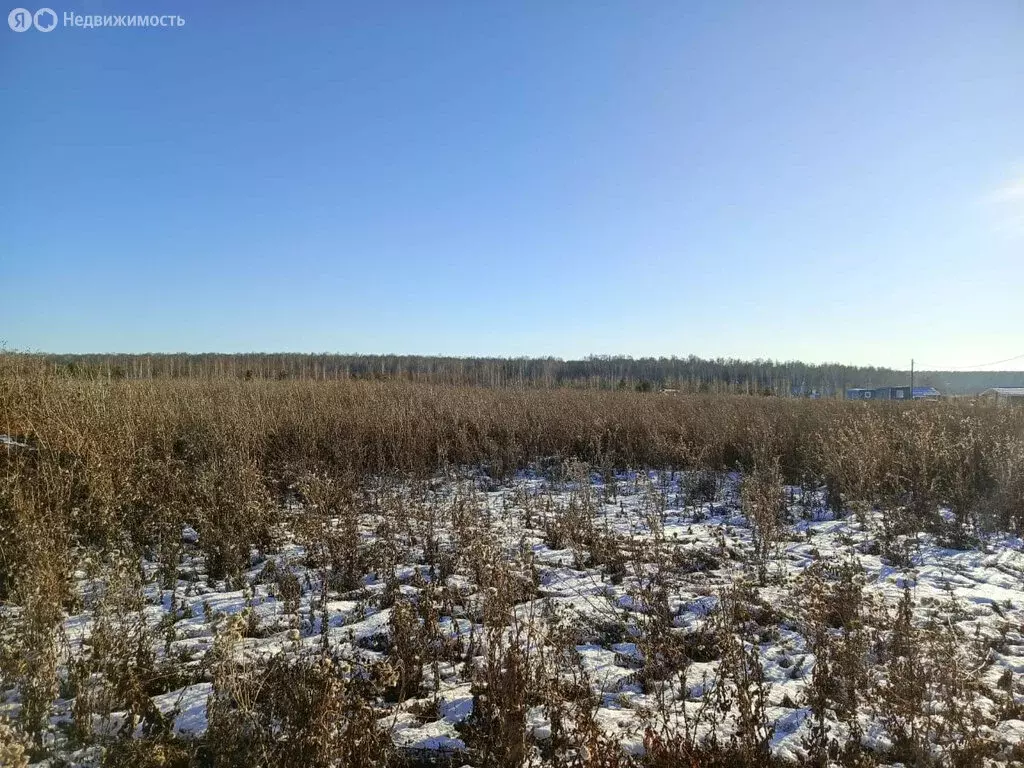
[2,358,1024,766]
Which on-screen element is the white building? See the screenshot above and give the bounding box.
[980,387,1024,406]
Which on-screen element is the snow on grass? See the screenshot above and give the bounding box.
[6,468,1024,765]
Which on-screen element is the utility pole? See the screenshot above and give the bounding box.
[910,358,914,399]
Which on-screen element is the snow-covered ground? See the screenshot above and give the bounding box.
[3,468,1024,765]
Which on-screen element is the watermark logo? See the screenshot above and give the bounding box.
[8,7,31,30]
[33,7,55,30]
[8,7,184,31]
[9,7,57,30]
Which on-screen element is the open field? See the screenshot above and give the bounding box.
[8,1,1022,765]
[2,368,1024,766]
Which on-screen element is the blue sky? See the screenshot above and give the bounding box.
[2,1,1022,369]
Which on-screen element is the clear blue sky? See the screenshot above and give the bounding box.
[3,1,1022,369]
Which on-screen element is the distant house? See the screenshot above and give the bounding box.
[980,387,1024,406]
[912,387,942,400]
[845,386,913,401]
[790,385,821,399]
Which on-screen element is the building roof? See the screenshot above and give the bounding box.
[981,387,1024,397]
[912,387,941,397]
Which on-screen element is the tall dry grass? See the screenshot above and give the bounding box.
[2,358,1024,765]
[3,363,1023,586]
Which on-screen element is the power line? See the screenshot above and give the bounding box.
[916,352,1024,371]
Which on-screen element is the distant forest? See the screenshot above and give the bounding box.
[6,353,1022,396]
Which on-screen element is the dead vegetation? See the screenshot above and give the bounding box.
[2,358,1024,766]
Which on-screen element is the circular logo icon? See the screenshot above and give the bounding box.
[34,7,57,31]
[8,7,33,31]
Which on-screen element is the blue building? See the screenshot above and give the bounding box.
[845,386,913,401]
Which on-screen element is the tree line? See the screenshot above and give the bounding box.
[4,352,1018,395]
